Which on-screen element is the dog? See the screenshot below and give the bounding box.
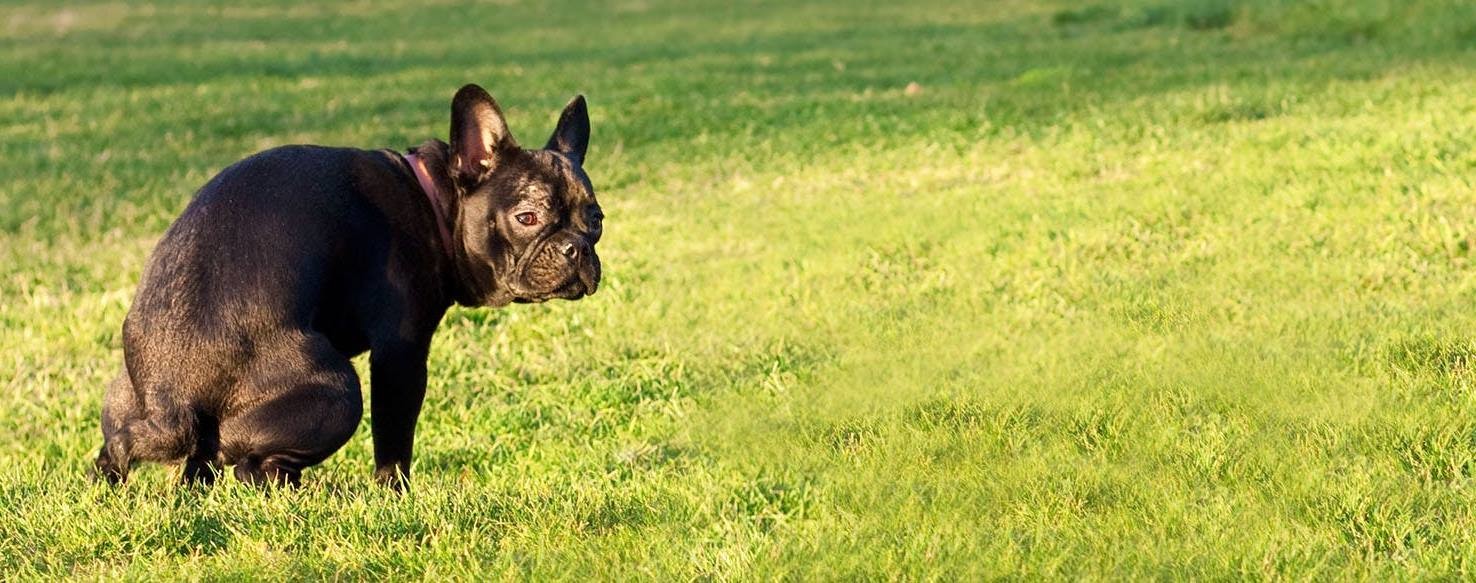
[93,84,602,488]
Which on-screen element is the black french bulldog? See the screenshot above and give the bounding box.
[94,84,603,488]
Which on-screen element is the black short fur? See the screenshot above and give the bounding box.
[94,85,603,488]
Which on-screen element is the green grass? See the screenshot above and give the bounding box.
[6,0,1476,578]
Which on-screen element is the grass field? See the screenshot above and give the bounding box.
[5,0,1476,578]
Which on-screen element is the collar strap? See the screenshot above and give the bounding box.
[403,152,454,260]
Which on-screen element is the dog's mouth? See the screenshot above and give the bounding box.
[508,275,594,304]
[511,281,590,304]
[499,243,600,305]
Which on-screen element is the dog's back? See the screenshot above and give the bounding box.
[99,146,396,484]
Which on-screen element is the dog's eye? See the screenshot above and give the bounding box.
[515,212,538,226]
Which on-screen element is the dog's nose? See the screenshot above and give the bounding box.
[560,242,578,259]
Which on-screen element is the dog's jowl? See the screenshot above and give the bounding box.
[94,84,602,488]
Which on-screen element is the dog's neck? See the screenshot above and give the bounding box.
[402,141,502,307]
[403,151,454,260]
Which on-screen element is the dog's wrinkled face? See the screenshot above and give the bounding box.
[467,149,602,305]
[443,85,602,307]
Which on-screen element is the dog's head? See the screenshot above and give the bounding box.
[436,84,602,307]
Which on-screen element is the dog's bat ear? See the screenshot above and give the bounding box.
[449,84,516,180]
[545,95,589,165]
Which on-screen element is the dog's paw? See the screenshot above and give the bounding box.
[92,450,126,485]
[373,467,411,492]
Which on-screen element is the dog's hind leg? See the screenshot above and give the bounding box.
[94,373,135,484]
[222,333,362,488]
[96,370,201,484]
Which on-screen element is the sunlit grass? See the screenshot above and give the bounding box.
[5,0,1476,578]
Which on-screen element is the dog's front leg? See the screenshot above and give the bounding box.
[369,344,429,490]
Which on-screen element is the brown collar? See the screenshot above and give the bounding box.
[403,152,454,260]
